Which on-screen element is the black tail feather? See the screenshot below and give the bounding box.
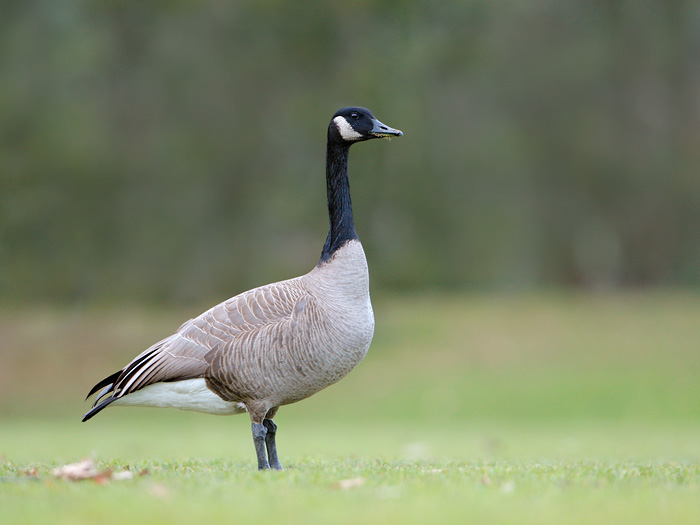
[85,370,122,400]
[83,343,168,420]
[110,347,160,395]
[82,395,118,422]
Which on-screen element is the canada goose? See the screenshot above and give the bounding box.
[83,107,402,470]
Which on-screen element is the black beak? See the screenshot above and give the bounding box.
[369,118,403,138]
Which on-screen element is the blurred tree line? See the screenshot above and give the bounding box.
[1,0,699,304]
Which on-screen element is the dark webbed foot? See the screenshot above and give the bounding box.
[263,418,283,470]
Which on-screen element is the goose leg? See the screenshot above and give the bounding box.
[263,418,283,470]
[251,422,270,470]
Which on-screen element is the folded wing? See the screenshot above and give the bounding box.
[83,281,307,420]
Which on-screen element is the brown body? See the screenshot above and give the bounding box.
[105,241,373,424]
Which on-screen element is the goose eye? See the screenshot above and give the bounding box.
[350,113,359,119]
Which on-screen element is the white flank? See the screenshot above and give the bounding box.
[111,378,246,415]
[333,116,362,141]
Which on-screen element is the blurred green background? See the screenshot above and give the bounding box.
[2,0,699,304]
[1,0,699,458]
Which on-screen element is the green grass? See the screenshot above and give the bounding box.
[2,416,700,524]
[2,292,700,523]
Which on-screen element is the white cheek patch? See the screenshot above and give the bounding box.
[333,116,362,141]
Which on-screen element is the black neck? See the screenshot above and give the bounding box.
[319,141,358,263]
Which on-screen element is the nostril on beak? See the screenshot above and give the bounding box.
[380,125,388,130]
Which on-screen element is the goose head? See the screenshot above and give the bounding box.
[328,107,403,145]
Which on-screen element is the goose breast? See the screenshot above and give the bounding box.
[202,240,374,406]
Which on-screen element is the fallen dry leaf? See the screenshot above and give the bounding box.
[53,459,103,481]
[52,459,137,483]
[330,477,366,490]
[92,471,113,485]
